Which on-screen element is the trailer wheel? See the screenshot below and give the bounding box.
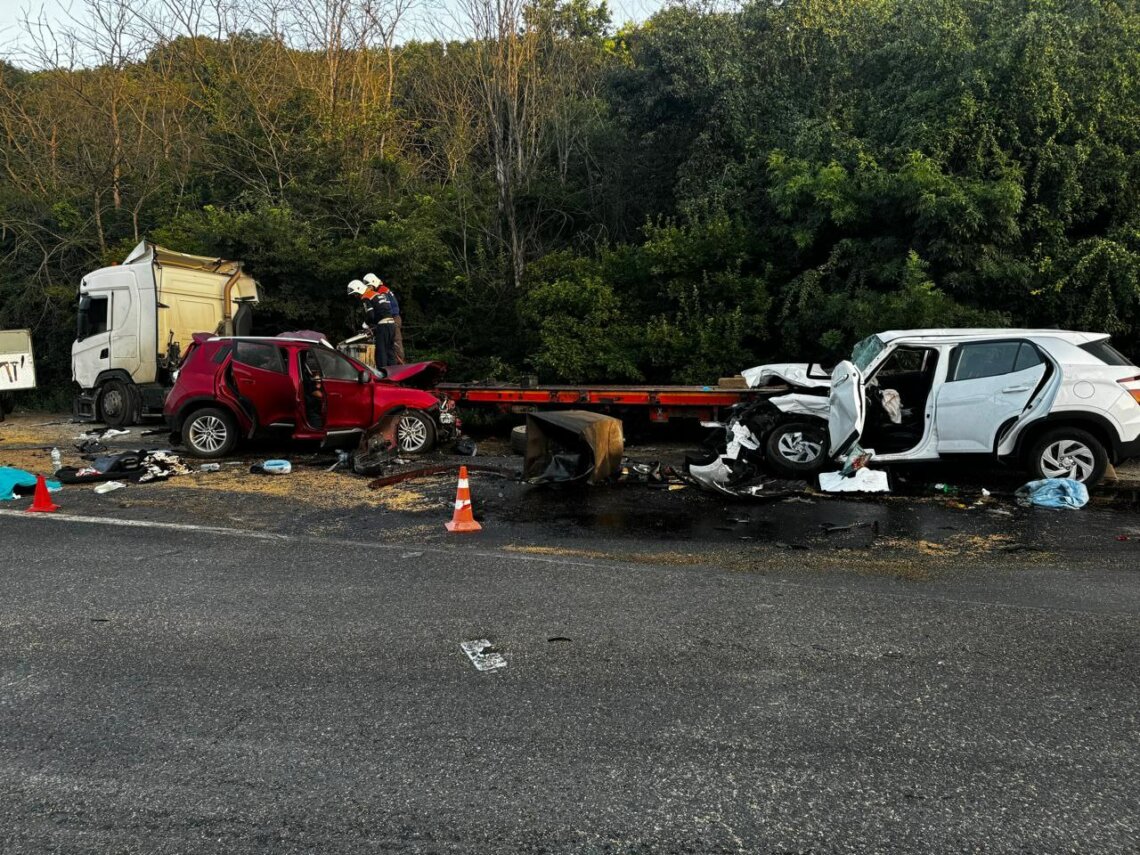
[98,379,138,428]
[510,424,528,455]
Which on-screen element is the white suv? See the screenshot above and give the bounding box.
[748,329,1140,485]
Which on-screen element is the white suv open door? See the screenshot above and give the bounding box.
[828,360,866,457]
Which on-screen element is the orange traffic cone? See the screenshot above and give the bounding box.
[26,474,60,513]
[445,465,482,533]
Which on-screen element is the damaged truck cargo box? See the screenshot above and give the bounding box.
[523,411,624,485]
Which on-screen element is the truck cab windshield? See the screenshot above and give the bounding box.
[77,294,109,340]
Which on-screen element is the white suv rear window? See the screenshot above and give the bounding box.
[1079,340,1133,366]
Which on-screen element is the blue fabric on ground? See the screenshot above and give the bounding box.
[1015,478,1089,509]
[0,467,62,500]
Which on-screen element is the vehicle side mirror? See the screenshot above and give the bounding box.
[358,370,369,384]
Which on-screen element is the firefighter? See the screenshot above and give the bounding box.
[348,278,396,368]
[364,272,403,364]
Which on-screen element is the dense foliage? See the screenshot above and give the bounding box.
[2,0,1138,398]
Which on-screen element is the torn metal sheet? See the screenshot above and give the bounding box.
[460,640,506,672]
[724,422,760,461]
[741,362,831,389]
[768,392,831,420]
[523,410,624,485]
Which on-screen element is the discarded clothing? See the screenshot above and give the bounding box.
[56,450,191,484]
[1015,478,1088,509]
[0,467,62,500]
[819,468,890,493]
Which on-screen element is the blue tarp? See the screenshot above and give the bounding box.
[0,467,62,501]
[1015,478,1089,509]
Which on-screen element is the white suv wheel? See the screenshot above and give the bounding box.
[1028,427,1107,486]
[1039,439,1096,481]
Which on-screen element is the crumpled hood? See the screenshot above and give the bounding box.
[382,361,447,389]
[741,362,832,389]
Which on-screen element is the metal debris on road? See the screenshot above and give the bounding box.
[460,640,506,672]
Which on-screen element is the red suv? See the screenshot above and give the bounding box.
[164,335,455,458]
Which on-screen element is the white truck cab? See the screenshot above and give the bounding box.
[72,241,258,426]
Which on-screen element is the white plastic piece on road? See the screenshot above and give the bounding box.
[461,640,506,672]
[819,468,890,493]
[93,481,126,494]
[103,429,131,438]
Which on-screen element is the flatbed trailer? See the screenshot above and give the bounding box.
[435,382,771,422]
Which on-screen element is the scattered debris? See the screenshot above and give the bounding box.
[821,521,878,534]
[368,464,515,489]
[460,640,506,672]
[199,463,221,472]
[93,481,126,494]
[1015,478,1089,509]
[55,450,192,484]
[250,459,292,476]
[326,450,352,473]
[686,454,807,499]
[454,436,478,457]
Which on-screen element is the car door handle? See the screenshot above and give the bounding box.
[1002,385,1030,393]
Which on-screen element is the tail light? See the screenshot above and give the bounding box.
[1117,375,1140,404]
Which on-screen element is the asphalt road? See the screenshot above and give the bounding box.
[2,514,1138,854]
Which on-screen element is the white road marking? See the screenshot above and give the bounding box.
[460,640,506,672]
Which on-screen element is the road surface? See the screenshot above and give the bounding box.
[2,511,1138,853]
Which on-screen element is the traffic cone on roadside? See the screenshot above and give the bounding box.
[26,474,60,513]
[445,465,482,533]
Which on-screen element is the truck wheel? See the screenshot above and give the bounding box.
[1027,427,1107,486]
[183,407,238,458]
[98,379,138,428]
[764,420,829,477]
[396,410,436,455]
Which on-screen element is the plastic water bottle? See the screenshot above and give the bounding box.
[50,447,61,472]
